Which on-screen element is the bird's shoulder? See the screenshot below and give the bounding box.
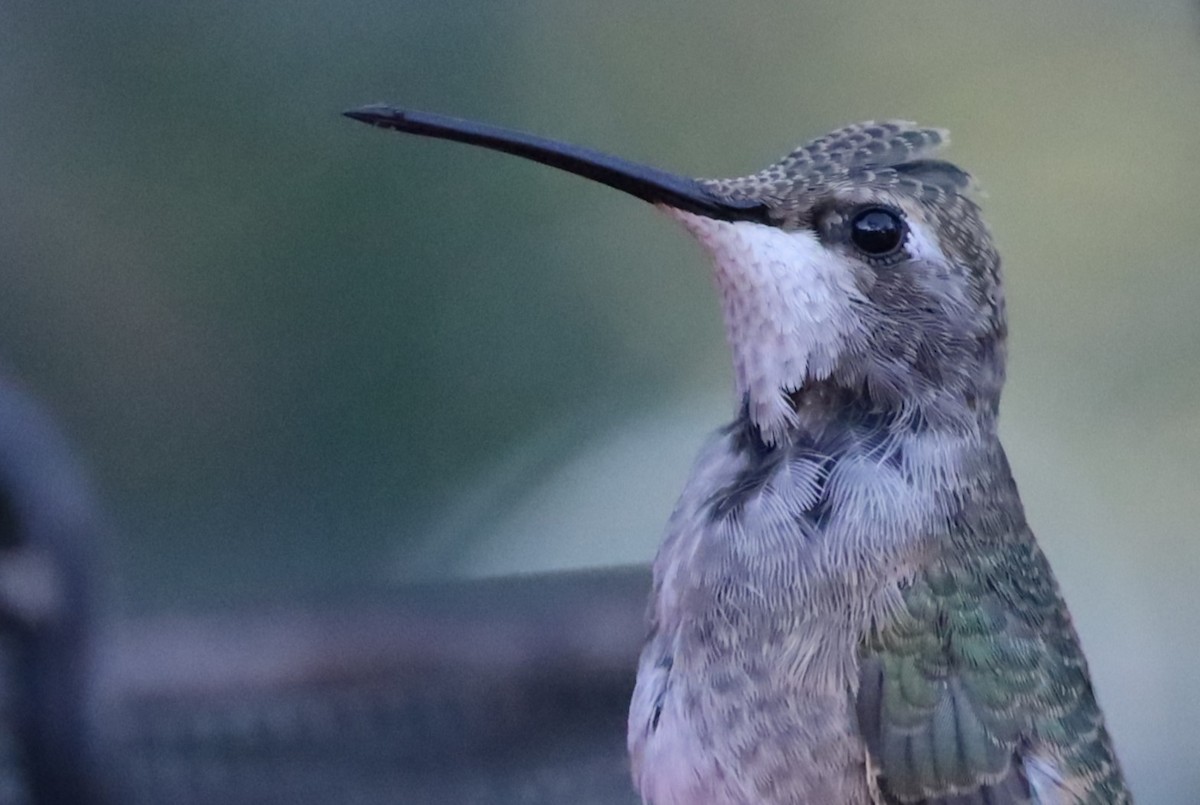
[857,523,1129,804]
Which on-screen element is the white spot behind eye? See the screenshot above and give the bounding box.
[904,218,947,266]
[902,218,977,316]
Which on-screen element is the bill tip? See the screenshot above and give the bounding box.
[343,104,402,126]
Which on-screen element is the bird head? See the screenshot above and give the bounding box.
[347,108,1005,446]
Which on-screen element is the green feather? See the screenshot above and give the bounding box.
[859,523,1129,804]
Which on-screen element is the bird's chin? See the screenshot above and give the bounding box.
[661,207,864,447]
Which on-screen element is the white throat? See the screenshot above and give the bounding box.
[665,209,865,445]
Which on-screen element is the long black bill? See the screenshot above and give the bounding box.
[344,104,770,224]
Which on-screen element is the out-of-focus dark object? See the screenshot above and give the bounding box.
[0,371,107,804]
[0,370,645,804]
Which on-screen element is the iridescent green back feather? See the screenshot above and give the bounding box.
[858,449,1129,804]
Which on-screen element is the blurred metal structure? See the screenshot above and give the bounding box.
[0,373,645,804]
[100,569,646,804]
[0,371,106,804]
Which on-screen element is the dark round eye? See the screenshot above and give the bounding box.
[850,207,905,257]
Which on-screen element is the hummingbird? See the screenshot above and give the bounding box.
[345,105,1130,804]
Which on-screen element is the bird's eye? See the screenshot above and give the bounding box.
[849,207,905,257]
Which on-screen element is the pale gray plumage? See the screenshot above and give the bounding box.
[628,122,1127,804]
[343,108,1130,805]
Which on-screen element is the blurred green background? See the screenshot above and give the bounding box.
[2,1,1198,800]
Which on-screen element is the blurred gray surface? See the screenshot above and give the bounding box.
[0,374,646,804]
[100,568,646,805]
